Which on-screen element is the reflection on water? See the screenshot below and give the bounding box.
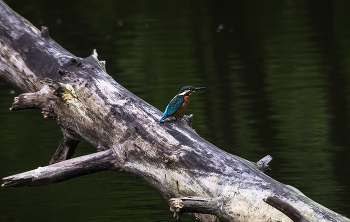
[1,0,350,221]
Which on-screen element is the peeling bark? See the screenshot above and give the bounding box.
[0,1,349,221]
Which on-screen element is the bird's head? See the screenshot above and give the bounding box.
[178,86,206,96]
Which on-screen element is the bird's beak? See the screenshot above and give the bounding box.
[194,87,206,91]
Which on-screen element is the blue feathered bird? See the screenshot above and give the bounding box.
[160,86,205,122]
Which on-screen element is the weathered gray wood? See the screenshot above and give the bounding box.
[2,148,117,187]
[0,1,349,221]
[169,196,226,220]
[256,155,272,173]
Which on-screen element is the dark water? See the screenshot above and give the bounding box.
[1,0,350,221]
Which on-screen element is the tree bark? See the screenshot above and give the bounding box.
[0,1,348,221]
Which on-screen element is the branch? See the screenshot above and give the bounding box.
[9,80,83,164]
[264,196,312,222]
[49,127,81,164]
[2,148,117,187]
[169,197,225,220]
[10,85,57,112]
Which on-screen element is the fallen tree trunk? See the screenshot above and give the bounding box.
[0,1,348,221]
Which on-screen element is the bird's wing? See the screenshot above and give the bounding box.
[165,95,184,116]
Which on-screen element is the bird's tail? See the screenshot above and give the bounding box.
[159,113,167,122]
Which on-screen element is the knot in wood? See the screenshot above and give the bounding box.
[70,58,77,65]
[40,26,50,38]
[70,58,82,67]
[58,68,67,76]
[162,155,177,169]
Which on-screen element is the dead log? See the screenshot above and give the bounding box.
[0,1,348,221]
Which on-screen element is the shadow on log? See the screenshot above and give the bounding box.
[0,1,349,221]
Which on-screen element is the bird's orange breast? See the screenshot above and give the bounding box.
[168,95,190,117]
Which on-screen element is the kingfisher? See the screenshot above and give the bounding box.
[160,86,206,122]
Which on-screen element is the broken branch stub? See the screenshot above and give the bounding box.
[49,127,81,165]
[2,148,118,187]
[169,197,226,220]
[264,196,312,222]
[256,155,273,173]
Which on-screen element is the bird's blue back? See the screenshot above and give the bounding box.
[160,95,185,121]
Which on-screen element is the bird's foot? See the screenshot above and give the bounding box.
[175,115,183,121]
